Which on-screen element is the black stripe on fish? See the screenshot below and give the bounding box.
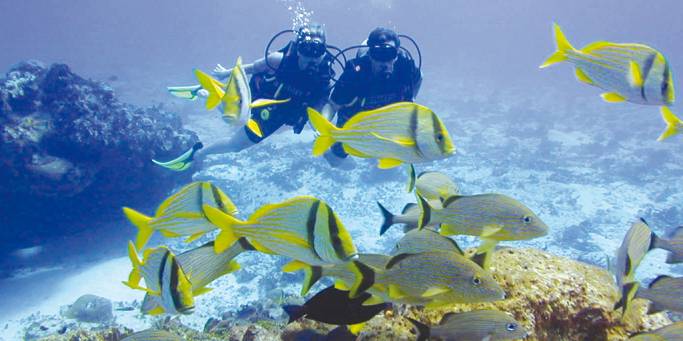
[386,253,414,270]
[662,61,671,104]
[352,261,376,295]
[640,53,656,102]
[430,111,446,153]
[326,204,348,260]
[237,237,257,251]
[170,256,185,312]
[307,200,323,261]
[210,183,226,212]
[158,250,169,295]
[410,105,423,158]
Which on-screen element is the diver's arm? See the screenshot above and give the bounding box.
[212,52,284,79]
[411,69,423,99]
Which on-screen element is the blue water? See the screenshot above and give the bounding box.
[1,0,682,338]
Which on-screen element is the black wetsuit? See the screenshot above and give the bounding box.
[245,42,334,143]
[329,51,422,157]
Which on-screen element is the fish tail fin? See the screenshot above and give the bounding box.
[282,260,322,296]
[540,22,575,68]
[193,69,225,110]
[122,241,144,290]
[614,281,639,313]
[122,207,154,250]
[349,260,375,299]
[307,107,339,156]
[406,317,430,341]
[416,194,431,230]
[377,202,395,235]
[657,106,682,141]
[202,204,242,253]
[282,305,306,324]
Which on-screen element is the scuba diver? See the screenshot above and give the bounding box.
[323,27,423,168]
[161,23,336,169]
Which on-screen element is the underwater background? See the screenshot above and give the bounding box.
[1,0,682,339]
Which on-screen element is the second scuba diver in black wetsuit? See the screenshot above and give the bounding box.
[164,23,335,168]
[324,27,423,168]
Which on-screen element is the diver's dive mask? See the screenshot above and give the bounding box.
[369,43,398,62]
[297,37,326,58]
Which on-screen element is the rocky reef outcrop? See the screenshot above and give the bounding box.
[0,61,198,255]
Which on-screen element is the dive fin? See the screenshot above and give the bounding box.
[377,201,395,236]
[539,22,575,68]
[167,84,202,100]
[657,106,681,141]
[151,142,203,172]
[307,107,339,156]
[250,98,290,108]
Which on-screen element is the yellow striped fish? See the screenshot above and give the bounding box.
[138,239,253,315]
[614,218,656,288]
[122,329,184,341]
[307,102,455,169]
[541,23,675,106]
[122,181,238,250]
[194,57,289,138]
[415,171,460,207]
[406,310,527,341]
[202,196,358,266]
[123,242,195,316]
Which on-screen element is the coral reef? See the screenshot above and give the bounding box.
[0,60,198,255]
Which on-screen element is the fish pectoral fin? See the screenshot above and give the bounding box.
[362,294,385,306]
[481,225,502,238]
[193,286,213,296]
[371,132,415,146]
[388,284,407,299]
[439,223,458,236]
[600,92,626,103]
[421,286,450,297]
[378,158,404,169]
[472,238,498,269]
[250,98,290,108]
[628,60,644,87]
[342,144,372,158]
[574,67,594,85]
[348,323,366,335]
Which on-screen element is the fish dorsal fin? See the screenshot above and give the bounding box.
[574,67,594,85]
[438,312,458,325]
[600,92,626,103]
[581,41,611,53]
[371,132,415,147]
[628,61,644,87]
[649,275,672,288]
[386,253,415,269]
[421,286,450,297]
[346,102,424,127]
[378,158,404,169]
[441,195,462,208]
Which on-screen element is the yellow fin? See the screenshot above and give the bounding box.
[342,144,371,158]
[628,61,644,87]
[657,106,682,141]
[362,294,385,306]
[349,323,365,335]
[282,260,308,273]
[378,158,403,169]
[184,231,204,243]
[481,225,502,238]
[248,239,275,254]
[439,223,459,236]
[159,229,181,238]
[574,68,594,85]
[246,118,263,138]
[601,92,626,103]
[147,306,165,315]
[371,132,415,146]
[202,204,242,253]
[388,284,407,299]
[540,23,575,68]
[422,286,450,297]
[122,207,154,250]
[250,98,290,108]
[334,280,350,291]
[193,69,225,110]
[220,260,241,276]
[193,286,213,296]
[472,238,499,269]
[425,300,448,309]
[307,107,338,156]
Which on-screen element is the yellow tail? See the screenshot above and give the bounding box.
[202,204,242,253]
[194,69,225,110]
[122,207,154,250]
[307,107,339,156]
[540,22,575,68]
[657,106,682,141]
[122,241,144,290]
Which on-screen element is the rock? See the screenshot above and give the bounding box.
[282,248,671,340]
[0,61,198,253]
[61,294,113,323]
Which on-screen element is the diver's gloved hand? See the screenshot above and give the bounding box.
[212,64,230,79]
[197,89,209,98]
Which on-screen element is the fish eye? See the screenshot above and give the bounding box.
[436,133,443,142]
[472,276,481,285]
[506,323,517,331]
[523,216,532,223]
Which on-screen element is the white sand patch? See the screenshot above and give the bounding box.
[547,128,593,147]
